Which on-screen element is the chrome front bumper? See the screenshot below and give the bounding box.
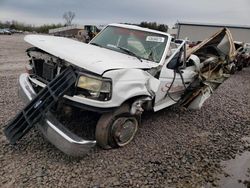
[18,73,96,156]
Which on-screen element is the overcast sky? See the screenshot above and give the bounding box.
[0,0,250,27]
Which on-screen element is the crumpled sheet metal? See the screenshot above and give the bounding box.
[187,28,236,62]
[180,28,235,109]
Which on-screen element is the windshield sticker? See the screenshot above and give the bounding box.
[146,36,165,43]
[107,44,117,48]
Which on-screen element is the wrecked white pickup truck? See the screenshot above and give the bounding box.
[4,24,236,156]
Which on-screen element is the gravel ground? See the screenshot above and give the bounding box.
[0,35,250,188]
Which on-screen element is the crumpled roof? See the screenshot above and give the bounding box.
[187,28,236,62]
[179,28,236,109]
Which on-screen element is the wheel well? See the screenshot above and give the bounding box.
[121,95,154,112]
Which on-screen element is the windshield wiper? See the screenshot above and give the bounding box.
[90,42,103,48]
[117,46,143,62]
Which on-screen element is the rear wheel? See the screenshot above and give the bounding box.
[95,104,139,149]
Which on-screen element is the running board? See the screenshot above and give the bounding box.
[4,66,77,144]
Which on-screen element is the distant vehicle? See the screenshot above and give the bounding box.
[84,25,100,42]
[16,30,24,34]
[0,28,12,35]
[10,29,17,33]
[3,29,11,35]
[9,29,23,34]
[234,41,250,70]
[48,25,100,43]
[234,41,245,71]
[243,43,250,67]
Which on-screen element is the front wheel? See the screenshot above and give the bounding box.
[95,104,139,149]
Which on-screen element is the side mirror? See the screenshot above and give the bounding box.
[167,52,182,70]
[166,41,187,70]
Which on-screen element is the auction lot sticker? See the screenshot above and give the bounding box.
[146,36,165,43]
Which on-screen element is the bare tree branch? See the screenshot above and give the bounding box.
[63,11,75,26]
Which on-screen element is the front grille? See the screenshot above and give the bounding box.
[33,59,43,77]
[33,59,57,82]
[42,61,57,81]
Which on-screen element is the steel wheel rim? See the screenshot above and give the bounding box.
[111,117,138,147]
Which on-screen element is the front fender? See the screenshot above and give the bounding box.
[103,69,160,106]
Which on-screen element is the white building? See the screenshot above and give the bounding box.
[177,22,250,43]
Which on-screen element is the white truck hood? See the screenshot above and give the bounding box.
[24,35,158,75]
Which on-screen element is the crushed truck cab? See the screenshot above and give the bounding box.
[5,24,236,156]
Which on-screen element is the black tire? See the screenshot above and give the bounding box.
[95,104,139,149]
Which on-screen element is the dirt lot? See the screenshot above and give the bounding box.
[0,35,250,188]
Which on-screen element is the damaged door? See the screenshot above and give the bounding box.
[154,41,197,111]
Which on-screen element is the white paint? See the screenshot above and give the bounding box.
[25,23,226,111]
[24,35,158,75]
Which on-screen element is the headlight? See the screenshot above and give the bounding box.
[77,76,102,92]
[77,74,112,101]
